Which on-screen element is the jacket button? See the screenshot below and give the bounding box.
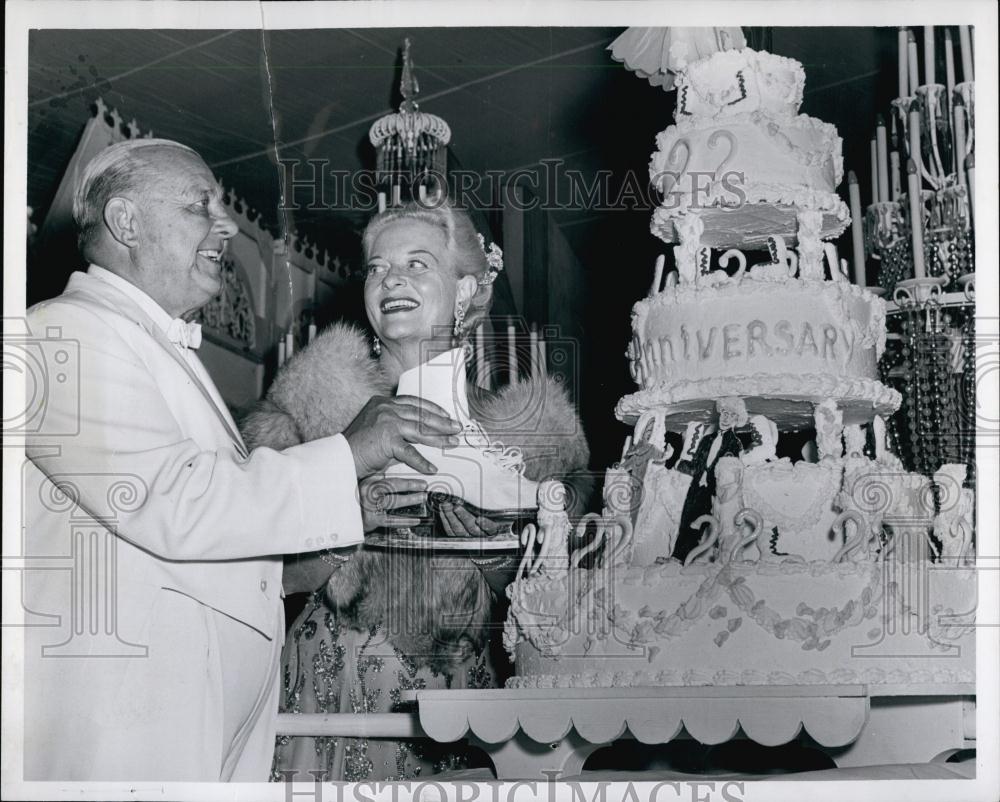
[260,580,268,592]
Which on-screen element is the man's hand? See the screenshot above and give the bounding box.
[359,475,428,532]
[343,395,462,479]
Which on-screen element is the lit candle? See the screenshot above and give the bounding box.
[923,27,935,87]
[890,151,901,200]
[308,323,317,343]
[907,30,920,95]
[873,416,887,461]
[418,183,427,203]
[650,254,665,296]
[952,104,967,186]
[847,171,867,287]
[529,324,539,379]
[876,116,890,203]
[824,242,839,278]
[285,331,294,359]
[869,137,880,203]
[907,106,922,178]
[898,27,909,99]
[377,192,387,213]
[906,159,926,279]
[944,29,956,109]
[945,33,957,177]
[507,318,517,382]
[958,26,973,82]
[277,340,286,368]
[392,184,402,207]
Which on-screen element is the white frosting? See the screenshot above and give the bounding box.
[674,49,806,121]
[617,278,900,427]
[649,116,845,213]
[739,458,844,561]
[651,195,850,250]
[648,48,849,247]
[506,561,976,688]
[630,463,691,564]
[616,374,901,429]
[506,666,975,690]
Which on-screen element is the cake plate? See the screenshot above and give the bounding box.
[364,531,521,551]
[399,684,975,779]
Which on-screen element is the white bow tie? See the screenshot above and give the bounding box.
[166,318,203,350]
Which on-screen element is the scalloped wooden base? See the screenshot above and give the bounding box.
[399,684,974,779]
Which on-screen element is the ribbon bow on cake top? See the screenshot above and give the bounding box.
[608,27,747,91]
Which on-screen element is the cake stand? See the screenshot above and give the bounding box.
[399,683,975,779]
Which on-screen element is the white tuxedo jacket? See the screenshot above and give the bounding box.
[22,269,363,778]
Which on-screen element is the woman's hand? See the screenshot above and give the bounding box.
[359,474,428,533]
[437,501,511,538]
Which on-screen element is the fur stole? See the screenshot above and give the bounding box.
[241,322,390,451]
[240,323,590,672]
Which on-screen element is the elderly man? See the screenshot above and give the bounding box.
[23,138,457,781]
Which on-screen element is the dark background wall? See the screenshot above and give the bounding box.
[26,26,929,471]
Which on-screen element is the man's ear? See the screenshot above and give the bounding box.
[455,274,478,308]
[103,197,140,248]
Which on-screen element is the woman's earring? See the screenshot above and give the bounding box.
[372,336,382,356]
[453,304,466,338]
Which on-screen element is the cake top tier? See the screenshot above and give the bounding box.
[675,48,806,122]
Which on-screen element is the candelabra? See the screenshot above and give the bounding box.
[860,27,976,492]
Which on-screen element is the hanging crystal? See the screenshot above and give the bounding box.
[369,37,451,205]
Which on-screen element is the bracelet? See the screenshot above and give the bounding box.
[318,549,352,568]
[470,555,517,570]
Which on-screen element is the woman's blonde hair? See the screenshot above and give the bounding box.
[361,201,494,338]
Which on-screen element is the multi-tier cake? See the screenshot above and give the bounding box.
[648,48,849,249]
[504,45,976,691]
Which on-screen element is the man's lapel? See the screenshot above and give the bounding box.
[141,320,250,460]
[65,272,249,458]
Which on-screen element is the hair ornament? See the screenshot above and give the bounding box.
[476,233,504,285]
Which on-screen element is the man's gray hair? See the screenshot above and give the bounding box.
[73,138,198,256]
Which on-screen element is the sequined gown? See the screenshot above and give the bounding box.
[238,323,590,781]
[273,578,500,781]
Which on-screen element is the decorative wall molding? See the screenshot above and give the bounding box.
[193,254,257,349]
[37,98,358,407]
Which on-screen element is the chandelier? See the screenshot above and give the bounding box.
[369,38,451,208]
